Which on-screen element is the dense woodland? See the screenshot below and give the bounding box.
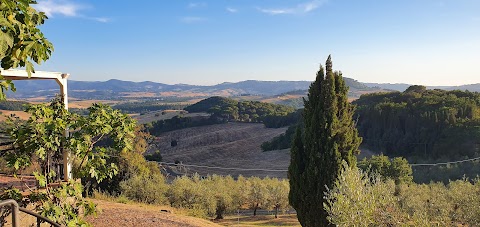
[262,86,480,160]
[259,86,480,183]
[0,100,29,111]
[185,96,295,122]
[353,86,480,161]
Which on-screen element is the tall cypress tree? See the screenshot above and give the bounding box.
[288,56,362,226]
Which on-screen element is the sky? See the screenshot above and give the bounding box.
[32,0,480,86]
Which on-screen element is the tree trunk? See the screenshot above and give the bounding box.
[215,206,225,220]
[275,206,279,218]
[253,203,258,216]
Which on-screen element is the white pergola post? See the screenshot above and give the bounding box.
[1,69,71,181]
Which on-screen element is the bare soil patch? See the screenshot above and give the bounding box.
[84,199,221,227]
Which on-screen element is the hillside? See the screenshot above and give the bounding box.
[353,86,480,161]
[365,82,480,92]
[152,123,290,178]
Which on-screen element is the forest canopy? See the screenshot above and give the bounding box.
[353,86,480,161]
[184,96,295,123]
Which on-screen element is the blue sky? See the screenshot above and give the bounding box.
[33,0,480,86]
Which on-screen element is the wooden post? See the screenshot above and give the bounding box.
[0,69,71,181]
[55,74,71,181]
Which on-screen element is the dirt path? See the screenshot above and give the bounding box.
[85,199,221,227]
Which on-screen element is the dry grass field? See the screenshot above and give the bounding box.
[84,199,222,227]
[67,99,121,109]
[0,110,30,121]
[260,94,303,104]
[83,199,301,227]
[154,123,290,178]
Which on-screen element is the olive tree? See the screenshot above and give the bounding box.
[265,178,289,218]
[246,176,268,216]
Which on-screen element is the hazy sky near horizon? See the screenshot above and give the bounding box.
[33,0,480,86]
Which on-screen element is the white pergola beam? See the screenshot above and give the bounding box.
[1,69,71,181]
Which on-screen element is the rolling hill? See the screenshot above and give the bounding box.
[365,82,480,92]
[7,78,385,100]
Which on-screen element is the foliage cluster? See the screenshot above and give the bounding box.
[325,162,480,226]
[0,0,54,100]
[261,125,297,151]
[117,173,290,220]
[262,108,302,128]
[353,87,480,160]
[120,172,168,205]
[277,97,304,109]
[412,161,480,184]
[358,154,413,184]
[0,98,136,226]
[0,100,28,111]
[184,96,295,123]
[83,125,158,196]
[166,175,289,219]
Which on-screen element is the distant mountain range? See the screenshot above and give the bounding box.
[6,78,480,100]
[364,83,480,92]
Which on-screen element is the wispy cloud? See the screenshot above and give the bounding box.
[226,7,238,13]
[34,0,110,23]
[90,17,110,23]
[181,16,207,24]
[257,0,327,15]
[35,0,82,17]
[188,2,207,9]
